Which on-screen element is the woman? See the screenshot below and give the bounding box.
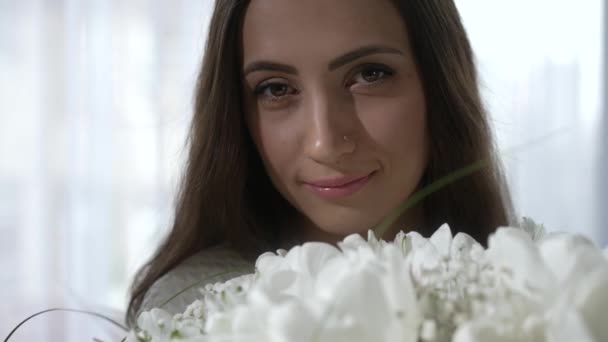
[126,0,514,326]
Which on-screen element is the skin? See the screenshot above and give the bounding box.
[242,0,429,243]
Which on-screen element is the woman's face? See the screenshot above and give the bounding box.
[242,0,429,239]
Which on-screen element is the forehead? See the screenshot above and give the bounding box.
[241,0,409,62]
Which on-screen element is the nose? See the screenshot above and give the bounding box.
[303,91,357,165]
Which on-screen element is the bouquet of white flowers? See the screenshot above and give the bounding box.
[128,219,608,342]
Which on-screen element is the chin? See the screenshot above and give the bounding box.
[309,213,377,239]
[292,201,386,242]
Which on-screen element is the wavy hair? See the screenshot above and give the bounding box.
[126,0,514,326]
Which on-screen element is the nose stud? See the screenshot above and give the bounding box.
[343,135,356,153]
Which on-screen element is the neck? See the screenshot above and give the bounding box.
[279,203,426,248]
[379,202,426,240]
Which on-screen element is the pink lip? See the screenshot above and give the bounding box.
[304,172,375,199]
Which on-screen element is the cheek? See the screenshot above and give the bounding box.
[357,94,428,158]
[248,112,299,182]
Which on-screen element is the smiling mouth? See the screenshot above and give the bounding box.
[304,171,376,199]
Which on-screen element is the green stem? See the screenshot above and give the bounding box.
[373,125,568,238]
[3,308,127,342]
[373,159,489,238]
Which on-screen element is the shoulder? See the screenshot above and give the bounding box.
[138,243,255,316]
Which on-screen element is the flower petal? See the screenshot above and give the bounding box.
[453,320,519,342]
[518,217,547,242]
[338,232,369,253]
[402,230,431,256]
[298,242,341,276]
[538,233,599,284]
[269,301,317,342]
[547,308,595,342]
[451,232,482,260]
[487,227,556,296]
[572,267,608,342]
[429,223,453,258]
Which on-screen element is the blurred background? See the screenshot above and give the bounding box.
[0,0,605,340]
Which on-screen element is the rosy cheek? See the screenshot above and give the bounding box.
[252,116,299,175]
[358,97,420,141]
[357,98,427,179]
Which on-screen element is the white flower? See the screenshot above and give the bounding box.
[429,223,453,257]
[132,308,177,342]
[486,227,557,299]
[311,241,420,342]
[253,242,341,305]
[200,274,254,314]
[539,233,608,342]
[131,220,608,342]
[229,236,421,342]
[519,216,548,242]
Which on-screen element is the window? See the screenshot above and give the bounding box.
[0,1,604,340]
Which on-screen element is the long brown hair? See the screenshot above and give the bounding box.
[126,0,514,325]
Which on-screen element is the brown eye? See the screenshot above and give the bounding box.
[267,84,289,97]
[360,69,385,83]
[349,64,395,87]
[254,81,296,99]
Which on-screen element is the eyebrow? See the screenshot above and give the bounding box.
[242,44,404,76]
[243,61,298,76]
[328,45,404,71]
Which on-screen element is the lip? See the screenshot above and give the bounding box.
[304,171,375,200]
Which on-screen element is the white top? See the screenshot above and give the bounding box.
[139,244,255,316]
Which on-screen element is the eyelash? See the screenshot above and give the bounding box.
[253,63,395,101]
[253,81,298,100]
[346,63,395,87]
